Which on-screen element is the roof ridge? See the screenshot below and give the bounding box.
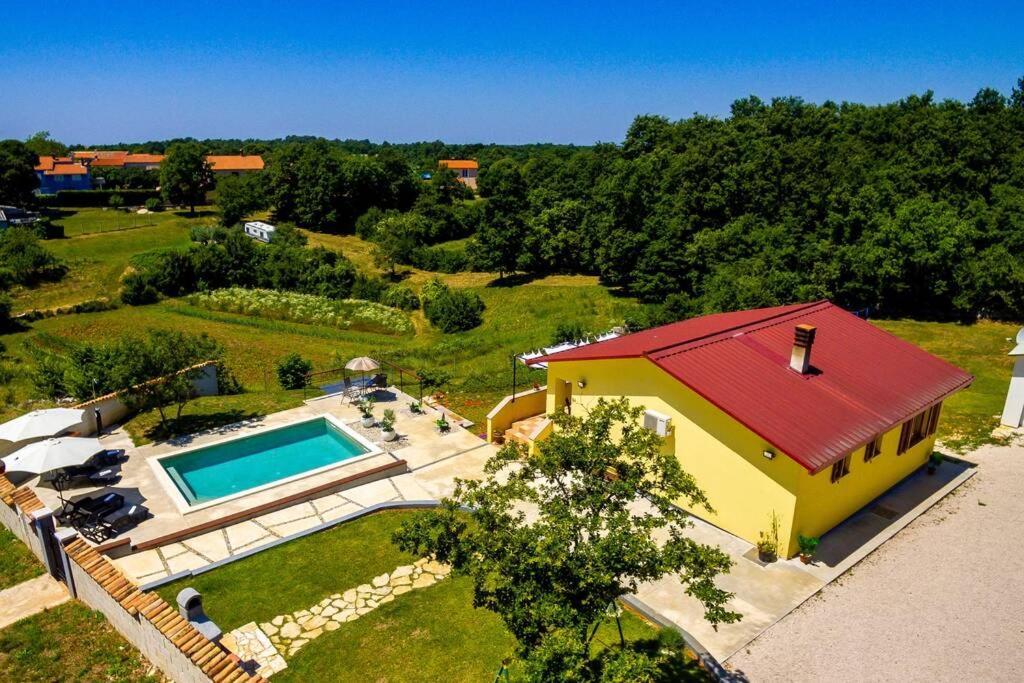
[646,300,829,358]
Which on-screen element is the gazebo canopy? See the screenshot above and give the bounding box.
[0,408,85,444]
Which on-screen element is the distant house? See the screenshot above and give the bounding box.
[87,151,130,168]
[0,205,41,230]
[438,159,478,189]
[207,155,265,176]
[123,154,165,170]
[35,156,92,193]
[243,221,276,242]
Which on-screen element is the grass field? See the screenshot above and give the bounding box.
[0,527,44,591]
[0,601,158,683]
[1,207,1015,450]
[157,510,704,683]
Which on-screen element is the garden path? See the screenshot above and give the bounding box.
[0,574,69,630]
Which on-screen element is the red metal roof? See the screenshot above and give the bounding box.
[532,301,973,472]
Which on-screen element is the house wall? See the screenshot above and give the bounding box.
[543,358,944,557]
[791,411,940,553]
[485,385,547,441]
[543,358,803,554]
[37,173,92,194]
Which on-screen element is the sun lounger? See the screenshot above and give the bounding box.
[54,466,121,488]
[95,449,126,467]
[59,492,125,526]
[86,504,150,541]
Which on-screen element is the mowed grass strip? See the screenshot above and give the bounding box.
[0,527,44,591]
[156,510,420,631]
[874,318,1016,451]
[0,601,159,683]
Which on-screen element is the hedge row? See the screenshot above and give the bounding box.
[38,189,162,207]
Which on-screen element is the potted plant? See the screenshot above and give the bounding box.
[380,409,397,442]
[757,511,780,563]
[927,451,943,475]
[409,400,423,415]
[357,397,376,427]
[797,534,819,564]
[435,416,451,434]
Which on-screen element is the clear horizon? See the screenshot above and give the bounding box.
[1,1,1021,146]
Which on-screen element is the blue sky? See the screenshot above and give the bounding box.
[1,1,1021,145]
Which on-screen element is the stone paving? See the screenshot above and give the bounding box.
[115,472,435,583]
[0,574,70,630]
[222,557,451,677]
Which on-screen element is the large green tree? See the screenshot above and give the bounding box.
[216,173,267,226]
[114,330,224,433]
[24,131,67,158]
[0,140,40,207]
[371,212,428,274]
[394,398,739,676]
[160,142,213,214]
[469,158,530,278]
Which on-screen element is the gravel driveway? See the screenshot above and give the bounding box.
[727,442,1024,682]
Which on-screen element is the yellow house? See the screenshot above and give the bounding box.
[487,301,972,557]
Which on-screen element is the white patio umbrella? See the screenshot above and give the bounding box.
[345,356,379,372]
[0,408,85,444]
[1,437,103,476]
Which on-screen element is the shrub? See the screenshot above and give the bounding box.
[120,272,160,305]
[417,367,451,394]
[797,534,820,558]
[409,244,471,273]
[551,321,588,345]
[276,352,312,389]
[144,197,162,212]
[424,287,485,332]
[381,285,420,311]
[350,274,388,302]
[0,293,12,329]
[108,193,124,209]
[0,226,66,285]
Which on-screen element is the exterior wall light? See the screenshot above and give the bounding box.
[577,378,587,389]
[762,449,775,460]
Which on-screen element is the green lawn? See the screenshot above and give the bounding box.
[47,206,188,237]
[0,527,44,591]
[874,319,1017,451]
[0,601,158,683]
[11,207,201,313]
[156,510,704,683]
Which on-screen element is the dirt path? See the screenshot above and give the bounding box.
[727,443,1024,682]
[0,574,69,630]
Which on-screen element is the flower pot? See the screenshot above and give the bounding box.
[361,416,374,428]
[800,554,812,564]
[758,549,777,564]
[382,429,397,442]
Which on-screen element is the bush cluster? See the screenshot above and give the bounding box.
[276,353,312,390]
[420,278,485,333]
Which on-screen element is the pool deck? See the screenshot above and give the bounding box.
[28,388,493,566]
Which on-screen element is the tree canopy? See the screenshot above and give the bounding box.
[394,398,739,678]
[0,140,40,207]
[160,142,214,213]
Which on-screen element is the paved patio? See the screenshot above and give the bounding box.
[26,387,489,549]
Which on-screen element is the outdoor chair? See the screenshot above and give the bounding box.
[54,466,121,488]
[59,492,124,526]
[96,449,126,467]
[341,377,361,404]
[86,503,150,541]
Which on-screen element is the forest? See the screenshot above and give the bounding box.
[5,80,1024,324]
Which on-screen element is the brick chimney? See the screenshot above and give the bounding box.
[790,324,817,374]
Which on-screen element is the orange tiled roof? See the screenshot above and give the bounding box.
[34,155,56,171]
[45,163,89,176]
[439,159,478,170]
[206,155,265,171]
[124,154,165,164]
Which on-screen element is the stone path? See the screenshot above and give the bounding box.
[222,558,451,677]
[116,472,434,584]
[0,574,70,630]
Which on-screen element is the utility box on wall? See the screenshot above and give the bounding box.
[1000,328,1024,428]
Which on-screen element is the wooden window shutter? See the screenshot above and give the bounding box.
[898,420,911,454]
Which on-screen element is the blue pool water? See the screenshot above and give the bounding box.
[161,418,370,505]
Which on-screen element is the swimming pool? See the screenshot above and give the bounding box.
[155,415,380,510]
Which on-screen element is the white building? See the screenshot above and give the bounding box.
[243,221,277,243]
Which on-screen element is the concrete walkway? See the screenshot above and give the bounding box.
[0,574,69,630]
[632,458,976,661]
